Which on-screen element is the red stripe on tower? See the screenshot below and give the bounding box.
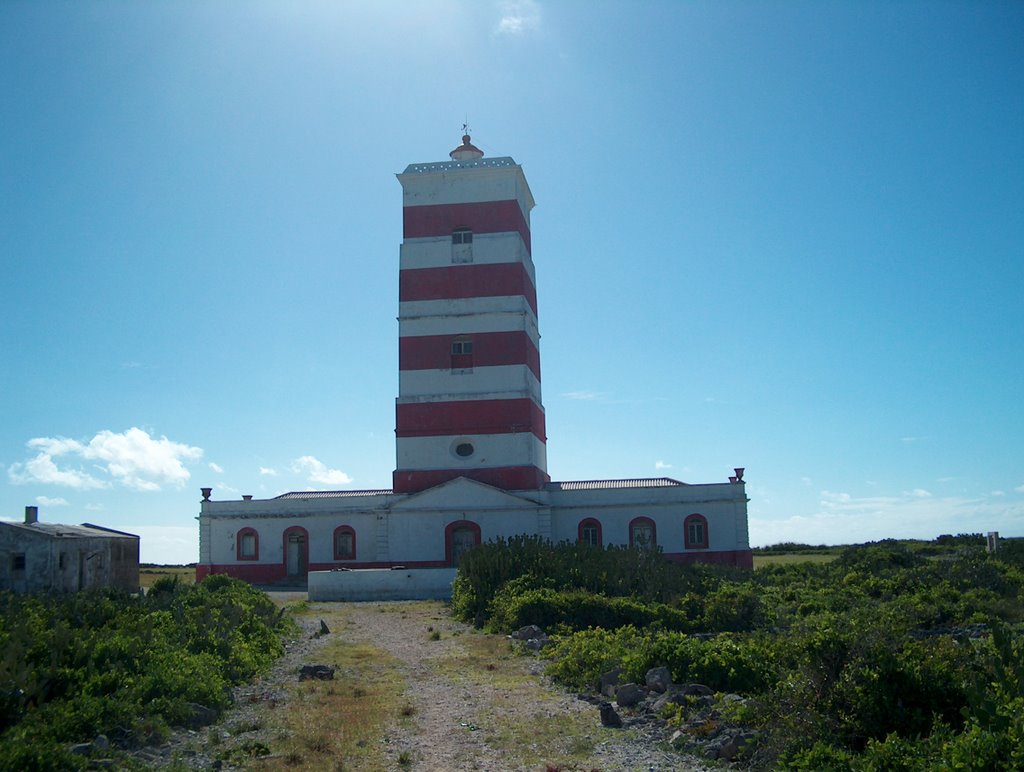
[403,200,531,254]
[393,465,549,493]
[399,263,538,315]
[398,331,541,379]
[395,398,546,441]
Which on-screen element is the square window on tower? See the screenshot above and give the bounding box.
[451,338,474,373]
[452,228,473,263]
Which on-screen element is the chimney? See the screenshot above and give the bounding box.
[25,505,38,525]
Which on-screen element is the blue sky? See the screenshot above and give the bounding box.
[2,1,1022,564]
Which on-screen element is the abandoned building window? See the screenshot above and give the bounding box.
[451,339,473,355]
[629,517,656,550]
[452,228,473,245]
[334,526,356,560]
[237,528,259,560]
[59,552,67,569]
[684,514,709,549]
[579,518,602,547]
[12,553,26,572]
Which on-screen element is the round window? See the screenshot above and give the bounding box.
[455,442,475,457]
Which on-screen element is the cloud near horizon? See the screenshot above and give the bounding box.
[291,456,353,486]
[750,488,1024,547]
[8,428,202,492]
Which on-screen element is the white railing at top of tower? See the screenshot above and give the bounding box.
[403,157,517,174]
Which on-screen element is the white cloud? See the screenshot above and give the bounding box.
[259,467,278,476]
[7,428,202,492]
[291,456,352,486]
[35,496,68,507]
[1016,484,1024,494]
[562,390,606,401]
[800,476,813,487]
[992,491,1006,497]
[495,0,541,35]
[904,488,932,498]
[209,462,224,474]
[751,489,1024,547]
[655,460,672,470]
[9,448,108,490]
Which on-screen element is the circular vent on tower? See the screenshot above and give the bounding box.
[452,440,475,458]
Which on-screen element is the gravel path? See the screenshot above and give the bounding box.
[152,599,709,771]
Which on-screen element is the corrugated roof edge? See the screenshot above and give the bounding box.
[546,477,687,491]
[274,489,394,500]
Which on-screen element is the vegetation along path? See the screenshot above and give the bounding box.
[166,599,707,771]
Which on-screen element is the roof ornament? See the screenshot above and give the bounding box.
[450,124,484,161]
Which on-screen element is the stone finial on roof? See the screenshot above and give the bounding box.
[450,133,484,161]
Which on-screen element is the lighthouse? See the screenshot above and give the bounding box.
[393,135,549,493]
[195,133,753,592]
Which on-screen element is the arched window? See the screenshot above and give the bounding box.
[578,518,602,547]
[684,514,709,549]
[237,528,259,560]
[452,227,473,263]
[629,517,657,550]
[334,526,356,560]
[445,520,481,567]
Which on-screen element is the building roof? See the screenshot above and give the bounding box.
[546,477,688,491]
[269,478,690,500]
[0,521,138,539]
[274,489,394,500]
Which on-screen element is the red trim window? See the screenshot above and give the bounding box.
[578,518,602,547]
[629,517,657,550]
[445,520,481,567]
[237,528,259,561]
[334,526,356,560]
[684,514,709,549]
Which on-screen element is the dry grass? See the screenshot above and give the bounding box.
[753,552,837,568]
[253,611,407,771]
[138,564,196,588]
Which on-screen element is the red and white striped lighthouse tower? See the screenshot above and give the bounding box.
[393,134,548,494]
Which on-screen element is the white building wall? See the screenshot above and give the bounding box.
[398,158,534,219]
[400,232,536,281]
[399,365,542,403]
[396,433,547,472]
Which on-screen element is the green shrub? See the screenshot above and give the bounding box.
[0,577,296,766]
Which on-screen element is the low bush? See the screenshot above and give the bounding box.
[0,577,296,767]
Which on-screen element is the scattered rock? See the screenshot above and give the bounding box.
[645,666,672,693]
[599,701,623,728]
[679,683,714,698]
[510,624,545,641]
[599,667,622,698]
[614,683,645,708]
[70,742,93,755]
[183,703,218,729]
[298,664,335,681]
[319,619,330,635]
[93,734,110,752]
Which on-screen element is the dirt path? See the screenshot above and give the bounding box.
[153,599,708,771]
[335,601,705,772]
